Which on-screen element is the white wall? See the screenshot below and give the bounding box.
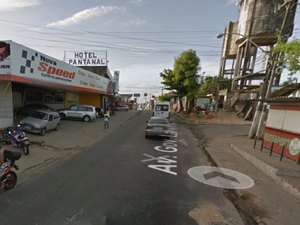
[266,108,300,134]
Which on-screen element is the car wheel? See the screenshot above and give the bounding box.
[54,123,59,131]
[145,135,149,139]
[40,128,46,136]
[83,115,90,122]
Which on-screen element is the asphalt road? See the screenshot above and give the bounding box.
[0,111,244,225]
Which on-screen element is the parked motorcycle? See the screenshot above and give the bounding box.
[0,148,21,190]
[8,125,30,155]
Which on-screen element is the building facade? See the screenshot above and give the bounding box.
[0,40,113,129]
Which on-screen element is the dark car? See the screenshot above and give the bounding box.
[145,116,172,139]
[17,103,53,116]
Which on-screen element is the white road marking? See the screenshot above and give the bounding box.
[188,166,255,189]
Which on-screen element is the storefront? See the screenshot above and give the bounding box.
[0,40,113,129]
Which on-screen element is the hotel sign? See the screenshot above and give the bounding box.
[0,41,111,94]
[65,50,107,67]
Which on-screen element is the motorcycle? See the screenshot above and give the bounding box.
[0,148,21,190]
[8,125,30,155]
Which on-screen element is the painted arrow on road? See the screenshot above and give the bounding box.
[187,166,255,189]
[203,171,240,183]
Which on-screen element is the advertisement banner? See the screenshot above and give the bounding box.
[0,41,12,78]
[0,41,111,94]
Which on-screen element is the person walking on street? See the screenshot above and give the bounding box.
[103,111,110,129]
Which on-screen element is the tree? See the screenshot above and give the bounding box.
[275,38,300,76]
[160,69,176,90]
[173,50,200,112]
[199,76,217,95]
[198,76,231,95]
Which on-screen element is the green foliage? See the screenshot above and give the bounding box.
[159,95,171,102]
[199,76,217,95]
[173,49,200,100]
[160,69,175,90]
[159,49,200,112]
[275,38,300,75]
[198,76,231,95]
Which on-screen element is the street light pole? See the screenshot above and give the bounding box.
[253,0,295,139]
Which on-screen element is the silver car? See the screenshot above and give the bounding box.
[19,110,60,135]
[145,117,172,139]
[58,104,97,122]
[115,105,129,111]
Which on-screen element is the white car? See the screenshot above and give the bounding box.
[20,110,60,135]
[58,104,97,122]
[153,101,170,119]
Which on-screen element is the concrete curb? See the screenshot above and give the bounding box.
[230,144,300,200]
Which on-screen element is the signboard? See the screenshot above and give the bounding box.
[289,138,300,156]
[0,41,12,75]
[0,41,112,94]
[64,50,107,67]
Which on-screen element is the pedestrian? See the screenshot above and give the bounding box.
[103,111,110,129]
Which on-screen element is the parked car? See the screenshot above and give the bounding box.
[115,105,129,111]
[145,116,172,139]
[19,110,60,135]
[58,104,97,122]
[17,103,53,116]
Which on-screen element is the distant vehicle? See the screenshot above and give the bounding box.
[58,104,96,122]
[19,110,60,135]
[153,101,170,119]
[17,103,53,116]
[145,116,172,139]
[115,105,129,111]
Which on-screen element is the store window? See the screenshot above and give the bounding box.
[25,90,64,103]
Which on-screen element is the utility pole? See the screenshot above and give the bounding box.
[249,0,295,139]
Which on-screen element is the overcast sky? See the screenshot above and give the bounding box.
[0,0,299,97]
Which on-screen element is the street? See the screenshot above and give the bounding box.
[0,111,245,225]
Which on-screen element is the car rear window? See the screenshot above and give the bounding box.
[155,105,169,111]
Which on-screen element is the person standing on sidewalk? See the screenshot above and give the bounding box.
[103,111,110,129]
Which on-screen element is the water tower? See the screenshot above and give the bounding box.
[219,0,298,91]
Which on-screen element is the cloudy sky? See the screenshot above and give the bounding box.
[0,0,299,97]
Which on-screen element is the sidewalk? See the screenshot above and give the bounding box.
[176,110,300,198]
[176,111,300,225]
[13,110,140,185]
